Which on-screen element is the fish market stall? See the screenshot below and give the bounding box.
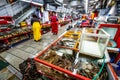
[34,28,111,80]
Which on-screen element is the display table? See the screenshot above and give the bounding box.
[0,27,32,52]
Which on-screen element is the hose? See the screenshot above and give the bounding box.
[92,55,105,80]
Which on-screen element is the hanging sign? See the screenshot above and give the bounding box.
[46,4,56,11]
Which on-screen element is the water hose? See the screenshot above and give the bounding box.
[92,55,105,80]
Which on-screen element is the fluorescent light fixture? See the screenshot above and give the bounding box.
[20,0,32,3]
[20,0,43,6]
[78,5,82,7]
[77,8,84,10]
[56,0,63,3]
[85,0,88,13]
[63,4,67,6]
[70,1,80,6]
[89,1,94,3]
[31,1,43,6]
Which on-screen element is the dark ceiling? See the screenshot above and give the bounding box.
[20,0,110,14]
[63,0,84,8]
[63,0,85,13]
[62,0,108,14]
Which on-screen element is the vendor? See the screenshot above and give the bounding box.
[31,14,39,25]
[51,11,58,35]
[32,22,42,41]
[32,14,42,41]
[81,14,87,22]
[91,10,99,20]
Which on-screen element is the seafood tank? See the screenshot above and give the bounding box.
[35,28,109,80]
[35,45,108,80]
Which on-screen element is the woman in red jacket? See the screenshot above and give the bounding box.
[51,11,58,35]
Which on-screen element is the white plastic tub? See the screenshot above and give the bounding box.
[79,28,110,58]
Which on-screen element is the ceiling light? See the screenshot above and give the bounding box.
[56,0,63,3]
[78,5,82,7]
[63,4,67,6]
[70,1,80,6]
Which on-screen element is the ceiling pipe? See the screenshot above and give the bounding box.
[84,0,88,14]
